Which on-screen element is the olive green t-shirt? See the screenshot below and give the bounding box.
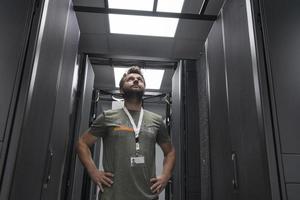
[87,108,171,200]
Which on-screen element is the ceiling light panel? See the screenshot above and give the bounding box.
[109,14,179,37]
[114,67,128,88]
[108,0,154,11]
[157,0,185,13]
[142,68,165,89]
[114,67,165,90]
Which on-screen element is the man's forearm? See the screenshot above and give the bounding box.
[150,146,175,193]
[162,147,176,178]
[75,140,98,175]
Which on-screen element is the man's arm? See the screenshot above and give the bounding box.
[150,142,176,194]
[75,131,114,191]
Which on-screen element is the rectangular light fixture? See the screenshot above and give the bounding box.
[157,0,185,13]
[114,67,165,90]
[108,0,154,11]
[109,14,179,37]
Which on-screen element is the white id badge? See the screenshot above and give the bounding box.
[130,156,145,167]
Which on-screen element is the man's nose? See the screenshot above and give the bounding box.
[133,79,139,84]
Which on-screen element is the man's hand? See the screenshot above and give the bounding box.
[76,132,114,192]
[150,174,171,194]
[89,170,114,192]
[150,142,175,194]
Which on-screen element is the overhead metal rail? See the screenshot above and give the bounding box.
[199,0,210,15]
[87,53,179,69]
[88,53,179,62]
[98,89,168,99]
[74,0,217,21]
[90,58,178,69]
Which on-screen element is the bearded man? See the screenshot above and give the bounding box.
[76,66,176,200]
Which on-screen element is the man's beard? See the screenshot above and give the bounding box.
[122,87,144,101]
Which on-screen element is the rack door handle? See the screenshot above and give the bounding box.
[43,148,54,189]
[232,152,239,189]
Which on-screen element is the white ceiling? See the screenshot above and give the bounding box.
[73,0,224,60]
[74,0,224,93]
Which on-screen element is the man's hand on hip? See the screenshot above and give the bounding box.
[150,174,171,194]
[89,170,114,192]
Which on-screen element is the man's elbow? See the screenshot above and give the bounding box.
[170,147,176,158]
[165,145,176,158]
[75,138,85,154]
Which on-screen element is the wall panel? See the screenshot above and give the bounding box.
[222,1,271,198]
[260,0,300,199]
[282,155,300,183]
[0,0,36,181]
[286,184,300,200]
[0,0,35,142]
[184,60,201,200]
[41,4,80,199]
[205,0,273,199]
[196,56,211,200]
[260,0,300,154]
[171,62,184,200]
[206,13,233,200]
[7,0,79,198]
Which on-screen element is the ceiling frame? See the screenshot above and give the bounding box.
[87,53,180,63]
[73,6,217,21]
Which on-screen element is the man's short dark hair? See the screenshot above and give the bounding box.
[119,66,145,90]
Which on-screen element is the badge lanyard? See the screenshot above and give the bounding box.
[123,107,144,154]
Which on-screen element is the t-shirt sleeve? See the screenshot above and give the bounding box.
[156,117,171,145]
[87,112,107,138]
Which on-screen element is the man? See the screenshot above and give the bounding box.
[76,66,176,200]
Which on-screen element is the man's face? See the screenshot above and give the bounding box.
[121,73,145,98]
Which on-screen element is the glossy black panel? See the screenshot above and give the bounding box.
[206,0,274,199]
[0,0,35,142]
[261,0,300,154]
[286,184,300,200]
[171,62,184,200]
[222,0,271,199]
[206,16,233,200]
[184,60,201,200]
[9,0,77,198]
[259,1,300,198]
[41,5,80,199]
[0,1,42,196]
[282,155,300,183]
[71,56,95,200]
[196,57,211,200]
